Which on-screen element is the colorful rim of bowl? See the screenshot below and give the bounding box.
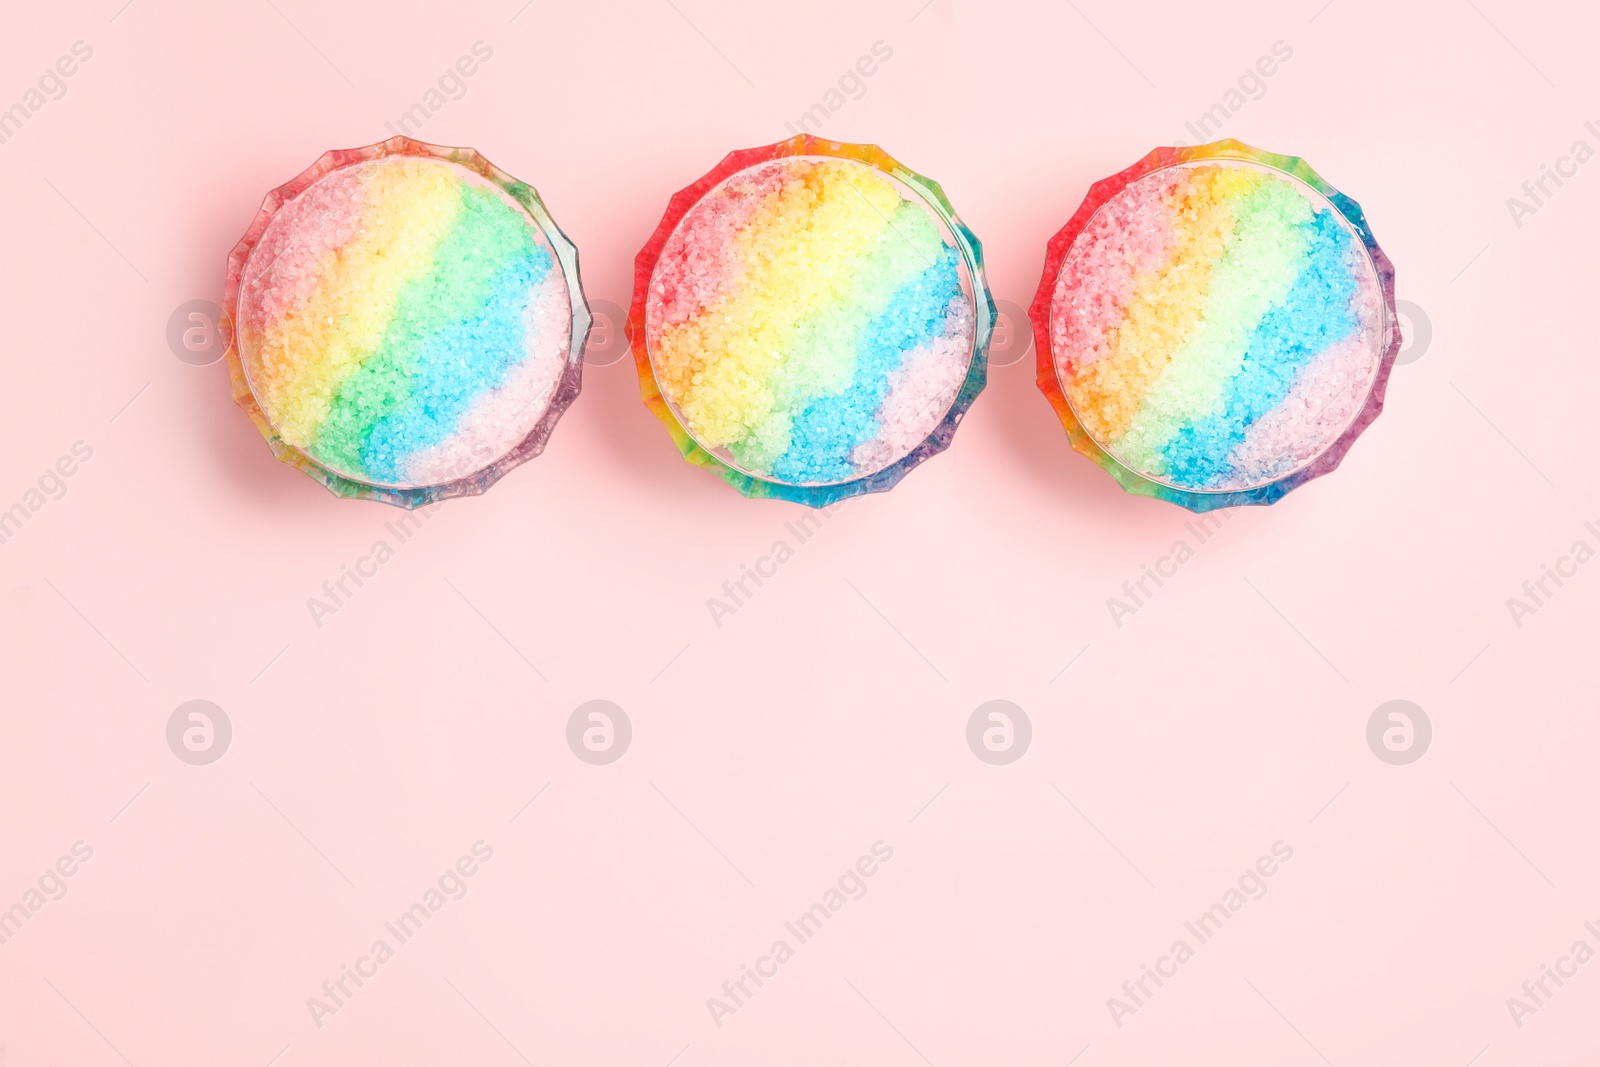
[1028,139,1401,513]
[626,135,996,508]
[220,136,592,509]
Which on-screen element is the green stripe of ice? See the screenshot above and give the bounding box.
[312,181,539,476]
[729,201,946,474]
[1111,174,1313,478]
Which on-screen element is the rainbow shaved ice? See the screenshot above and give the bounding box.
[645,156,976,486]
[236,154,572,490]
[1050,159,1387,495]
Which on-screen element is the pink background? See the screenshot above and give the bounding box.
[2,0,1597,1063]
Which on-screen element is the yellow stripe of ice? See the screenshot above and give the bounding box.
[1111,169,1312,475]
[1066,168,1245,445]
[249,158,464,448]
[653,159,900,452]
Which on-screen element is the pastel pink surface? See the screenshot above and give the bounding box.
[1,2,1599,1066]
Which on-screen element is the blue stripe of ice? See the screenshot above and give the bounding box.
[1157,209,1361,489]
[360,247,553,484]
[771,246,962,485]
